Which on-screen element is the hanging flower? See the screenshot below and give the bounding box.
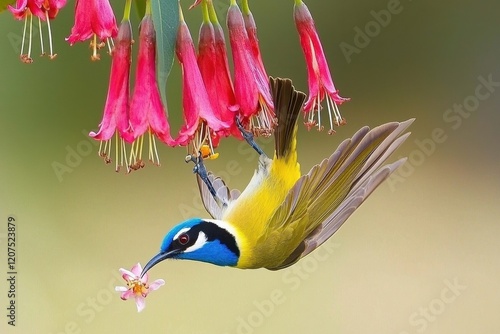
[89,19,133,172]
[227,1,275,137]
[241,0,269,92]
[172,11,230,160]
[115,263,165,313]
[8,0,67,62]
[128,14,175,170]
[294,0,350,134]
[66,0,118,61]
[196,0,239,139]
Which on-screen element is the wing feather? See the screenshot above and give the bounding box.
[266,120,413,270]
[196,173,240,219]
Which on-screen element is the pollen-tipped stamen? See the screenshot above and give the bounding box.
[96,134,129,172]
[45,11,56,60]
[128,135,145,171]
[148,129,161,166]
[23,13,34,63]
[91,34,100,61]
[107,38,114,55]
[38,17,45,56]
[325,95,346,135]
[20,14,28,59]
[97,139,112,164]
[188,122,218,160]
[250,99,276,137]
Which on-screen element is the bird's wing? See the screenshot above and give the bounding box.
[197,172,241,219]
[266,119,414,270]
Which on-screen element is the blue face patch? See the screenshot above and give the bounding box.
[159,219,239,267]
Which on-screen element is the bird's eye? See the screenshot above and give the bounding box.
[178,233,189,245]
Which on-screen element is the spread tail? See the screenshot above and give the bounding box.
[270,77,307,160]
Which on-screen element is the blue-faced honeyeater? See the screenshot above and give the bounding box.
[141,77,413,275]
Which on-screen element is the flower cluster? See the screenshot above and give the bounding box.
[7,0,349,171]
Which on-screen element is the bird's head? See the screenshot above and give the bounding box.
[141,218,240,277]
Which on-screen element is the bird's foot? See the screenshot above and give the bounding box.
[185,153,217,198]
[236,118,266,157]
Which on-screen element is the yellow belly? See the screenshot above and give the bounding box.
[222,157,301,269]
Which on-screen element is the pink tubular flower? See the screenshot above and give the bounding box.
[197,1,238,138]
[8,0,67,62]
[115,263,165,313]
[227,1,275,137]
[89,20,133,172]
[294,0,350,134]
[128,14,175,170]
[241,0,269,91]
[66,0,118,61]
[172,16,230,158]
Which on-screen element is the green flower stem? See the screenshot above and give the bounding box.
[241,0,250,15]
[207,0,219,25]
[294,0,303,5]
[179,2,185,22]
[145,0,152,15]
[201,0,210,23]
[123,0,132,21]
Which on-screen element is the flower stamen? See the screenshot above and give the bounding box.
[38,17,45,56]
[97,134,129,172]
[149,129,161,166]
[90,34,100,61]
[250,99,276,137]
[23,13,34,63]
[20,13,28,60]
[45,11,56,59]
[107,38,114,55]
[188,122,219,160]
[128,135,146,171]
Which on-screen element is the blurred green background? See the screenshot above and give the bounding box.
[0,0,499,333]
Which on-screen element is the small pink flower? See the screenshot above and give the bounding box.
[227,2,275,137]
[172,17,230,158]
[197,2,239,139]
[128,14,175,170]
[89,20,133,171]
[115,263,165,313]
[66,0,118,60]
[294,0,350,134]
[8,0,66,62]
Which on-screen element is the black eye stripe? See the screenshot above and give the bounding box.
[168,222,239,257]
[191,222,240,257]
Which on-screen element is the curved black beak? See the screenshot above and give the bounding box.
[140,250,177,278]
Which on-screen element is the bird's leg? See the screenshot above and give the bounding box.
[236,118,266,157]
[185,153,218,199]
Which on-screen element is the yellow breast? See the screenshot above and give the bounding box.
[222,156,301,269]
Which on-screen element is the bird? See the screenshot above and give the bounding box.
[141,77,413,275]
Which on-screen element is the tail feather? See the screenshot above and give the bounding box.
[266,120,414,270]
[270,77,307,160]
